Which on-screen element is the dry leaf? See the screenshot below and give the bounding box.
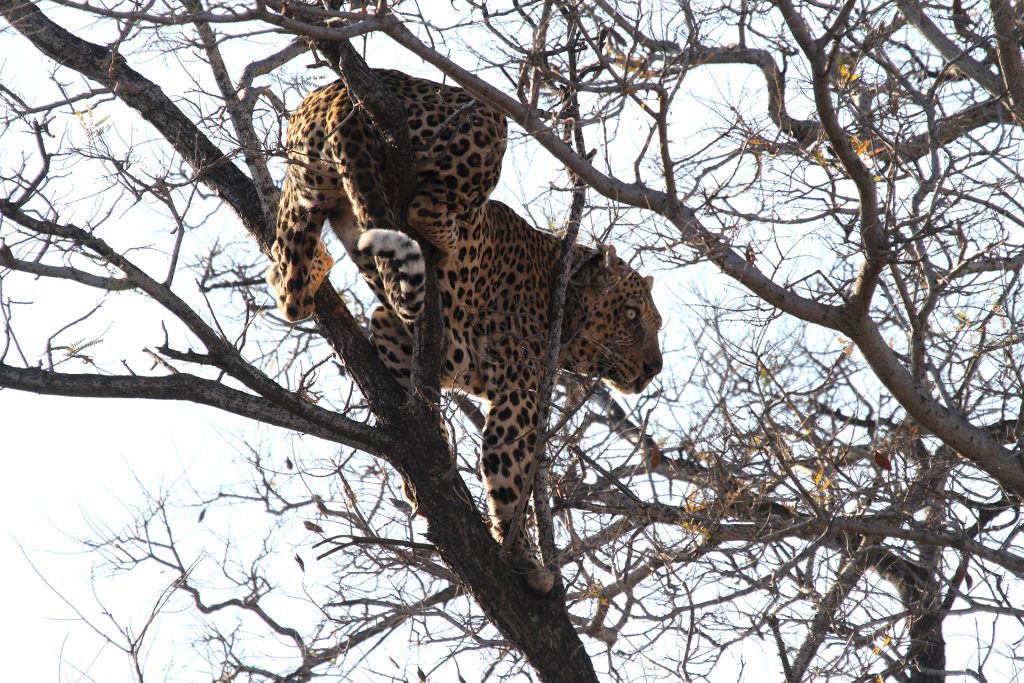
[648,444,662,469]
[314,496,329,515]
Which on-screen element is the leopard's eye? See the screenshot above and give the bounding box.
[625,306,640,322]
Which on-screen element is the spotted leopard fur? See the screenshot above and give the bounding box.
[267,69,663,594]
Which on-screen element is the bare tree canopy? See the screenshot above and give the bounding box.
[1,0,1023,681]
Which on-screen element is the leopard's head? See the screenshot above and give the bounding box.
[566,246,663,394]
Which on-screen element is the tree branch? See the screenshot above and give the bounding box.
[789,554,868,681]
[0,363,384,450]
[988,0,1024,124]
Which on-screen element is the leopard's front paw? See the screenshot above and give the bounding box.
[505,539,555,595]
[523,564,555,595]
[267,238,334,322]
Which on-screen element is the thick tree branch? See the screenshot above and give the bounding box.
[313,35,445,399]
[988,0,1024,124]
[895,0,1005,99]
[0,364,384,450]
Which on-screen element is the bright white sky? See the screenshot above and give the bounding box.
[0,397,230,680]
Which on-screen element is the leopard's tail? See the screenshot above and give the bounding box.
[355,229,425,321]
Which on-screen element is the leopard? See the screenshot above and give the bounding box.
[267,69,663,594]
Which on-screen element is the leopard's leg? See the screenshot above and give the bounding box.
[268,160,404,323]
[369,304,461,516]
[267,174,335,322]
[368,304,414,388]
[481,391,555,594]
[404,180,464,255]
[368,305,455,443]
[405,103,508,254]
[274,108,412,320]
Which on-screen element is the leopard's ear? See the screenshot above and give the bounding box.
[574,246,612,290]
[601,243,632,277]
[602,244,617,269]
[576,244,629,291]
[645,275,654,290]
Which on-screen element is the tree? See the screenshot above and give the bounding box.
[1,0,1022,681]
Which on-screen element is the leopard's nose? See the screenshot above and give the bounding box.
[642,355,663,379]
